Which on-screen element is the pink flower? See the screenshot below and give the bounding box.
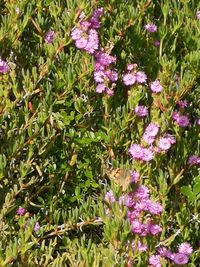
[196,11,200,20]
[147,201,163,215]
[158,137,172,151]
[150,80,163,93]
[142,123,159,144]
[45,31,56,43]
[188,155,200,165]
[84,29,99,54]
[173,253,189,265]
[123,73,136,86]
[0,58,9,74]
[105,69,118,82]
[131,220,143,234]
[94,70,106,83]
[172,110,180,121]
[130,171,140,183]
[135,185,150,199]
[149,224,162,235]
[142,148,154,161]
[134,105,148,117]
[132,240,147,252]
[136,71,147,83]
[154,40,160,46]
[158,247,174,259]
[71,28,84,40]
[145,23,157,32]
[95,51,116,66]
[129,144,144,160]
[144,123,159,137]
[126,64,136,71]
[75,37,87,49]
[34,222,40,232]
[165,134,176,144]
[104,190,115,203]
[177,100,188,109]
[178,242,193,255]
[105,88,114,97]
[176,115,190,127]
[96,83,106,93]
[16,207,26,216]
[149,254,161,267]
[125,193,135,208]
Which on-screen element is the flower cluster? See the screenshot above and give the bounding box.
[124,185,163,238]
[149,242,193,266]
[122,64,147,86]
[94,51,118,96]
[129,122,176,162]
[71,8,118,96]
[16,207,40,232]
[71,8,103,54]
[172,101,190,127]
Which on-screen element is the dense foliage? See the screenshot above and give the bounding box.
[0,0,199,266]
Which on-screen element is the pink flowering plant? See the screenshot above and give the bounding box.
[0,0,199,266]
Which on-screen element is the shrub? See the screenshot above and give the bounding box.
[0,0,199,266]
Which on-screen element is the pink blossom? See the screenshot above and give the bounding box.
[105,88,114,97]
[172,110,180,121]
[129,144,144,160]
[135,185,150,199]
[45,31,56,43]
[130,171,140,183]
[134,105,148,117]
[165,134,176,144]
[178,242,193,255]
[94,71,106,83]
[154,40,160,46]
[132,240,147,252]
[75,37,87,49]
[142,148,154,161]
[176,115,190,127]
[158,137,172,151]
[125,193,135,208]
[173,253,189,265]
[188,155,200,165]
[104,190,115,203]
[34,222,40,232]
[126,64,136,71]
[123,73,137,86]
[149,254,161,267]
[131,220,143,234]
[147,201,163,215]
[16,207,26,216]
[136,71,147,83]
[96,83,106,93]
[95,51,116,66]
[150,80,163,93]
[142,123,159,144]
[149,224,162,235]
[145,23,157,32]
[158,247,174,259]
[177,100,188,109]
[105,69,118,82]
[196,11,200,20]
[0,58,9,74]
